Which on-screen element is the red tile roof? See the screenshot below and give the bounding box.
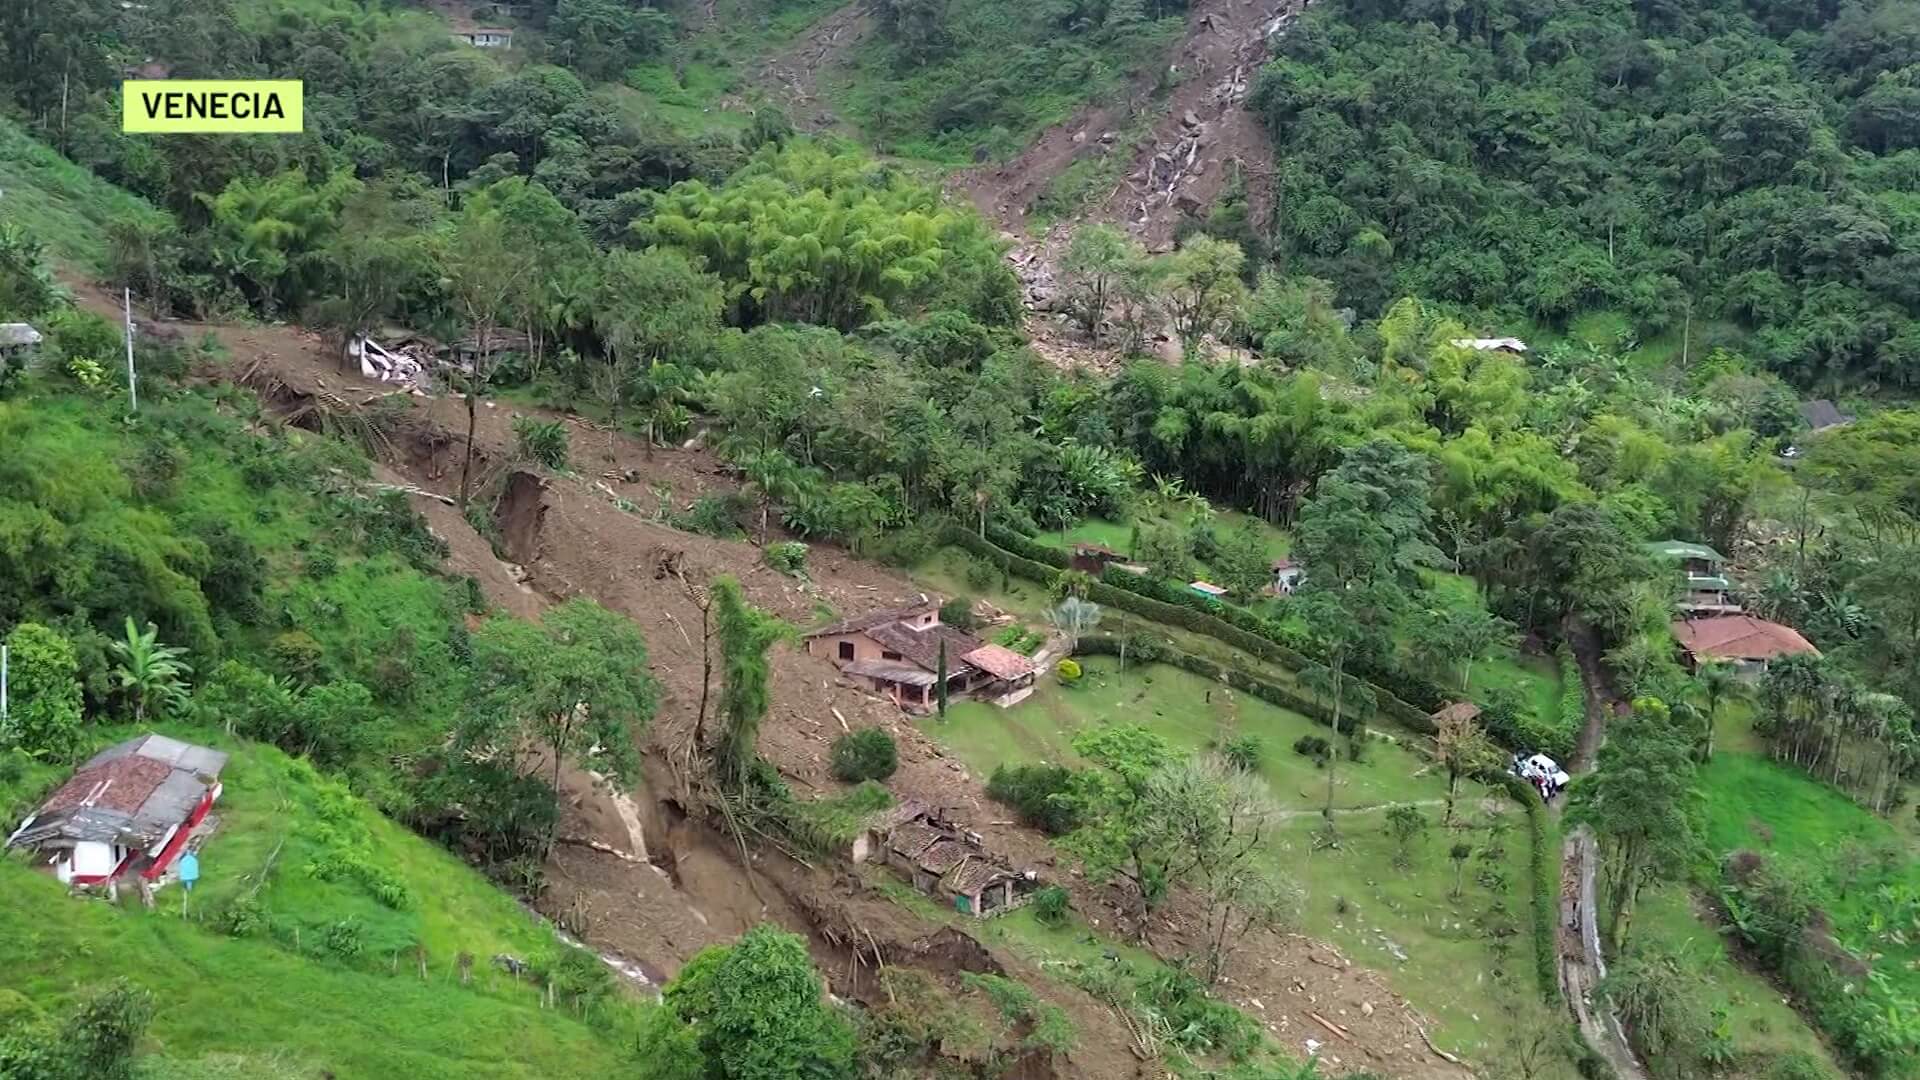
[40,756,173,816]
[1671,615,1820,662]
[803,603,936,638]
[962,643,1035,681]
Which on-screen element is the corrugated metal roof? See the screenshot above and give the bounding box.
[12,733,224,851]
[85,733,228,778]
[1646,540,1727,564]
[0,323,43,347]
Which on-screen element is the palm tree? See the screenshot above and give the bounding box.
[110,617,193,721]
[1695,660,1746,763]
[739,449,806,545]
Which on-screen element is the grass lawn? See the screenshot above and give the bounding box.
[923,655,1451,812]
[1698,752,1920,1000]
[1420,570,1561,721]
[1634,887,1846,1078]
[923,662,1533,1057]
[1276,802,1537,1057]
[912,545,1058,624]
[0,116,172,268]
[0,732,638,1078]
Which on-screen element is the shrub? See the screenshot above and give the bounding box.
[829,729,899,782]
[512,416,570,470]
[963,555,999,592]
[1055,658,1082,683]
[322,918,366,959]
[1558,645,1585,733]
[1291,735,1331,763]
[1220,734,1263,772]
[986,764,1078,835]
[867,522,939,568]
[939,596,976,630]
[672,493,747,538]
[1031,885,1070,926]
[1763,1052,1832,1080]
[764,541,809,576]
[1,623,84,762]
[270,630,326,683]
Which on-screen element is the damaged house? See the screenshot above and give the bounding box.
[803,602,1035,711]
[854,802,1040,918]
[5,734,227,888]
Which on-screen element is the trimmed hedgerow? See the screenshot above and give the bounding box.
[1493,771,1561,1003]
[1558,645,1586,735]
[949,526,1438,733]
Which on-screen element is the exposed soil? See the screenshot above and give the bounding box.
[957,0,1305,250]
[951,0,1313,373]
[749,1,873,134]
[74,269,1475,1076]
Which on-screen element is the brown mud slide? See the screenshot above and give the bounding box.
[85,268,1474,1077]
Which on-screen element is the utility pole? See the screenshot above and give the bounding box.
[123,288,138,413]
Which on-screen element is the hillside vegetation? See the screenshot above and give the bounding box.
[8,0,1920,1077]
[0,737,635,1080]
[1252,0,1920,388]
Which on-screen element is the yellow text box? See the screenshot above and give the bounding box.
[122,81,303,134]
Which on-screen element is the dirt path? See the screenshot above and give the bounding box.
[1554,619,1648,1080]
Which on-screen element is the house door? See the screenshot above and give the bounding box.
[838,641,855,661]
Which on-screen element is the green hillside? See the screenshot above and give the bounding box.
[0,736,636,1079]
[0,117,171,268]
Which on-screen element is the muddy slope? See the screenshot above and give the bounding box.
[104,272,1476,1077]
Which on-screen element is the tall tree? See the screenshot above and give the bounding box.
[312,178,443,369]
[1,622,83,761]
[1567,698,1703,951]
[1434,703,1496,826]
[445,199,536,506]
[591,248,724,450]
[1060,723,1181,932]
[1061,223,1141,340]
[1164,234,1249,348]
[465,599,656,852]
[1151,757,1300,984]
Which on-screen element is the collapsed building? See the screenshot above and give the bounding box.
[853,801,1041,918]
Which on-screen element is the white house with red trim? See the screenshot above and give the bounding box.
[5,734,227,887]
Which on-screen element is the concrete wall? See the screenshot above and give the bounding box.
[807,631,890,666]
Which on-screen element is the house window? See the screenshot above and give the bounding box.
[882,650,902,661]
[838,641,855,661]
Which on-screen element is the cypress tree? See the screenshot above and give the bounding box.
[936,638,949,717]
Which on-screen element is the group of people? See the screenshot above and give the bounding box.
[1511,752,1569,803]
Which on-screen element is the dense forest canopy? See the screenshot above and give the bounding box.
[1251,0,1920,389]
